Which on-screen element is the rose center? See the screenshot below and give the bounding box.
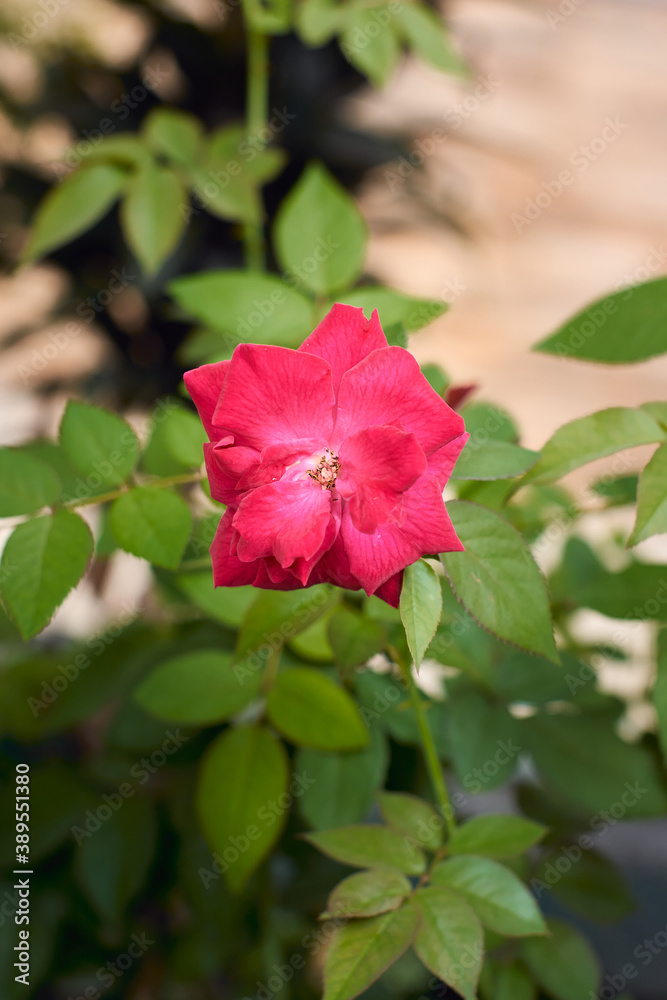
[308,449,340,490]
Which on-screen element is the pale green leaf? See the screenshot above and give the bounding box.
[449,815,546,860]
[628,444,667,545]
[0,448,61,516]
[413,886,483,1000]
[378,791,443,850]
[304,824,427,874]
[144,107,203,165]
[323,868,411,919]
[339,286,446,332]
[400,559,442,668]
[121,163,187,274]
[110,487,192,568]
[59,400,139,488]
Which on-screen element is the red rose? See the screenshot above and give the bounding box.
[184,304,468,606]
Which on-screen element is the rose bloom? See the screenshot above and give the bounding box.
[184,304,468,606]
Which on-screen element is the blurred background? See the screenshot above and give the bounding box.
[1,0,667,997]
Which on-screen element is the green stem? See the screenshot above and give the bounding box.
[62,472,204,510]
[244,27,269,271]
[401,661,457,839]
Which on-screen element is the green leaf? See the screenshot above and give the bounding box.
[134,650,262,725]
[520,919,600,1000]
[304,825,427,874]
[492,961,536,1000]
[449,815,546,860]
[82,134,152,170]
[628,444,667,544]
[0,448,60,516]
[394,3,467,74]
[452,441,540,480]
[340,286,446,332]
[24,164,127,260]
[323,869,411,919]
[274,163,367,296]
[59,400,139,488]
[196,725,289,892]
[296,0,346,45]
[169,270,314,345]
[289,608,335,662]
[378,791,443,850]
[110,487,192,569]
[538,849,635,924]
[400,559,442,668]
[521,407,666,487]
[413,886,483,1000]
[525,713,667,817]
[533,277,667,364]
[340,7,401,87]
[296,727,388,829]
[442,691,523,791]
[327,607,386,668]
[267,667,368,750]
[174,573,256,628]
[431,856,546,936]
[0,510,93,638]
[141,401,205,476]
[237,586,336,655]
[459,402,519,444]
[144,108,203,165]
[120,163,187,274]
[441,501,558,662]
[422,363,450,395]
[322,903,419,1000]
[75,795,156,922]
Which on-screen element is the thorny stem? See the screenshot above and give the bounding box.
[244,27,269,270]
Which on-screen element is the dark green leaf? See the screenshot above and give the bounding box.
[267,667,368,750]
[237,586,336,655]
[628,444,667,544]
[327,607,386,668]
[289,609,335,662]
[0,510,93,638]
[121,163,187,274]
[304,825,427,874]
[134,650,262,725]
[322,903,419,1000]
[75,795,156,922]
[378,791,443,850]
[431,856,546,936]
[492,961,536,1000]
[520,919,600,1000]
[323,869,411,919]
[0,448,60,516]
[24,164,127,260]
[400,559,442,668]
[449,815,546,860]
[533,277,667,364]
[296,727,388,829]
[196,725,289,891]
[169,270,314,345]
[537,849,635,924]
[340,286,447,332]
[274,163,367,296]
[414,886,483,1000]
[441,501,558,662]
[110,487,192,568]
[59,400,139,488]
[522,407,666,486]
[525,713,667,817]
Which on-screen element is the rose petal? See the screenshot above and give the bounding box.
[298,304,387,391]
[184,361,229,440]
[427,432,470,489]
[233,478,334,568]
[337,425,427,533]
[334,347,465,455]
[214,344,335,451]
[341,476,463,594]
